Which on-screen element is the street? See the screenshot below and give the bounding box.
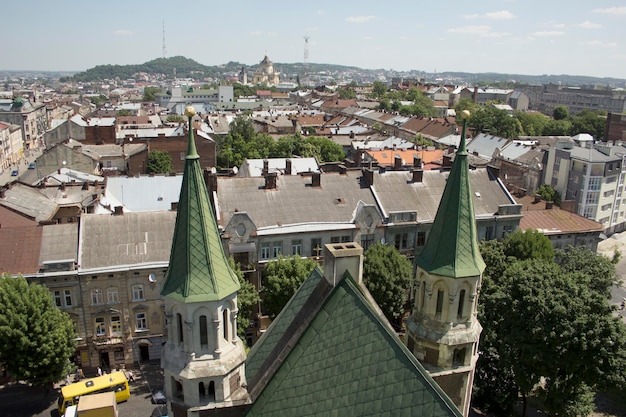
[597,233,626,323]
[0,362,165,417]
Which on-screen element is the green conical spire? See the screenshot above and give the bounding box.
[161,106,240,302]
[415,110,485,278]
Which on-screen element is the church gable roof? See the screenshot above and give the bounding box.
[245,274,461,417]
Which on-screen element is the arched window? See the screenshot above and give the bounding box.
[457,289,466,320]
[419,280,426,311]
[199,315,208,348]
[435,289,444,320]
[208,381,215,401]
[223,309,229,341]
[199,382,206,399]
[177,313,183,343]
[172,377,183,400]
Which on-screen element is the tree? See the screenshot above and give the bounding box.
[542,118,572,136]
[261,255,318,318]
[503,229,554,261]
[475,244,626,417]
[337,86,356,99]
[146,150,173,174]
[571,109,606,140]
[454,98,479,115]
[116,109,132,117]
[166,114,185,123]
[535,184,561,205]
[362,243,412,327]
[142,86,162,102]
[514,111,549,136]
[0,275,76,386]
[229,258,260,338]
[468,106,523,139]
[553,106,569,120]
[371,81,388,98]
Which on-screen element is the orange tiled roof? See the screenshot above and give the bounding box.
[365,148,443,167]
[517,195,603,235]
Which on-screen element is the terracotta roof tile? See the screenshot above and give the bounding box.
[517,195,603,234]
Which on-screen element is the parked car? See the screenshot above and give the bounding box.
[151,390,167,404]
[28,162,35,169]
[10,170,18,176]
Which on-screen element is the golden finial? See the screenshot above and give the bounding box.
[184,106,196,118]
[461,110,471,120]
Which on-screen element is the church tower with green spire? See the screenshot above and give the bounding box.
[405,110,485,417]
[161,107,248,416]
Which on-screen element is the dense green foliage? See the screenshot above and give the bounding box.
[466,105,606,139]
[535,184,561,205]
[142,86,162,102]
[503,229,554,261]
[375,85,439,118]
[216,116,345,169]
[146,150,173,174]
[0,276,76,386]
[261,256,318,318]
[229,258,261,337]
[362,244,413,327]
[474,235,626,417]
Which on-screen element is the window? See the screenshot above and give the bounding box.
[601,203,612,211]
[199,315,208,348]
[95,317,106,336]
[64,290,72,307]
[91,289,103,305]
[111,316,121,336]
[361,234,374,250]
[311,238,322,257]
[394,233,409,250]
[136,313,147,331]
[435,290,444,320]
[485,226,494,240]
[291,240,302,256]
[54,291,63,307]
[457,290,466,320]
[416,231,426,247]
[272,242,282,258]
[501,225,513,239]
[330,235,350,244]
[180,152,185,161]
[132,285,144,301]
[261,243,270,260]
[107,287,119,304]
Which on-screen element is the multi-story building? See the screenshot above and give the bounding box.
[0,96,47,151]
[545,140,626,233]
[0,121,23,172]
[520,84,626,115]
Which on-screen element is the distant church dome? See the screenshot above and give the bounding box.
[253,54,280,86]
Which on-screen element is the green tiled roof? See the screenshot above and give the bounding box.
[415,117,486,278]
[246,267,324,382]
[161,113,240,302]
[244,274,461,417]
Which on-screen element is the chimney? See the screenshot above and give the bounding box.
[534,194,542,203]
[473,86,478,103]
[323,242,364,286]
[362,168,374,186]
[0,188,4,198]
[312,172,321,187]
[413,156,422,168]
[285,159,292,175]
[171,202,178,211]
[545,201,554,210]
[394,155,403,170]
[203,169,218,195]
[265,172,277,189]
[113,206,123,215]
[488,165,500,179]
[338,165,347,175]
[82,181,89,190]
[412,168,424,183]
[262,159,269,176]
[355,150,363,167]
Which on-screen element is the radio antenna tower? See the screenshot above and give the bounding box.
[162,20,167,58]
[303,35,310,87]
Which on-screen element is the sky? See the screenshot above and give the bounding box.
[2,0,625,79]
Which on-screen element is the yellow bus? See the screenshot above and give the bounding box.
[58,371,130,415]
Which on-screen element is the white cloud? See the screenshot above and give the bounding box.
[593,6,626,14]
[463,10,515,20]
[530,31,565,37]
[448,25,491,35]
[485,10,515,20]
[250,30,263,36]
[578,21,601,29]
[345,16,375,23]
[552,23,566,28]
[582,40,618,48]
[112,30,133,36]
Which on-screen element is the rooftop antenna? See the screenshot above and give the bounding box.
[162,20,167,58]
[303,35,310,87]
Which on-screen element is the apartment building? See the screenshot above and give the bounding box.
[0,96,47,151]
